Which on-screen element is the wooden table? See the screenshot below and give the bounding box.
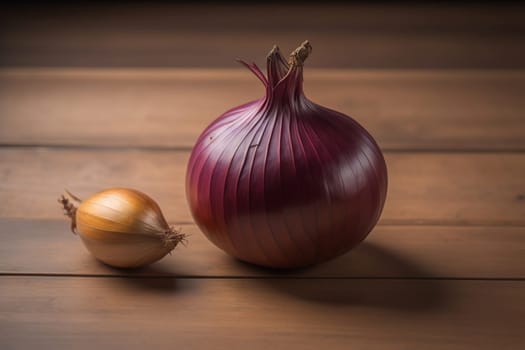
[1,4,524,349]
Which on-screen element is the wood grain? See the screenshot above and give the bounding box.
[0,148,523,225]
[1,5,524,349]
[1,219,524,279]
[1,4,524,68]
[1,276,524,350]
[1,69,524,150]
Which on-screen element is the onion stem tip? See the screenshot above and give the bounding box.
[289,40,312,66]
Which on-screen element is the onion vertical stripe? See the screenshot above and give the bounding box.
[186,41,388,268]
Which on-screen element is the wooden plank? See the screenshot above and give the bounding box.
[1,69,524,150]
[1,4,524,68]
[1,219,524,279]
[1,277,524,349]
[0,148,523,225]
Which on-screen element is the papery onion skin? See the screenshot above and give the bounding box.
[59,188,184,268]
[186,41,388,268]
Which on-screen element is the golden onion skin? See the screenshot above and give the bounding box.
[62,188,183,268]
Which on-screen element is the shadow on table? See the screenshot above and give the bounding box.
[115,276,182,294]
[93,260,185,294]
[237,241,447,312]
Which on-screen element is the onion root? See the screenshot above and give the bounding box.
[58,191,78,234]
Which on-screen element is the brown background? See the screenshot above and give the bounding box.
[1,3,524,349]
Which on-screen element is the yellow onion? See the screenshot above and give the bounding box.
[58,188,185,268]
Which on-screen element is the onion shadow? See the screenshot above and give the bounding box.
[113,276,181,294]
[94,260,186,294]
[237,241,448,312]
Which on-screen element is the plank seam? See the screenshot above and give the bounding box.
[1,144,525,153]
[0,273,523,281]
[2,218,525,228]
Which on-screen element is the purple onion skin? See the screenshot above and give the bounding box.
[186,42,388,268]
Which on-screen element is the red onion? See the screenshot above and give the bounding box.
[186,41,387,268]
